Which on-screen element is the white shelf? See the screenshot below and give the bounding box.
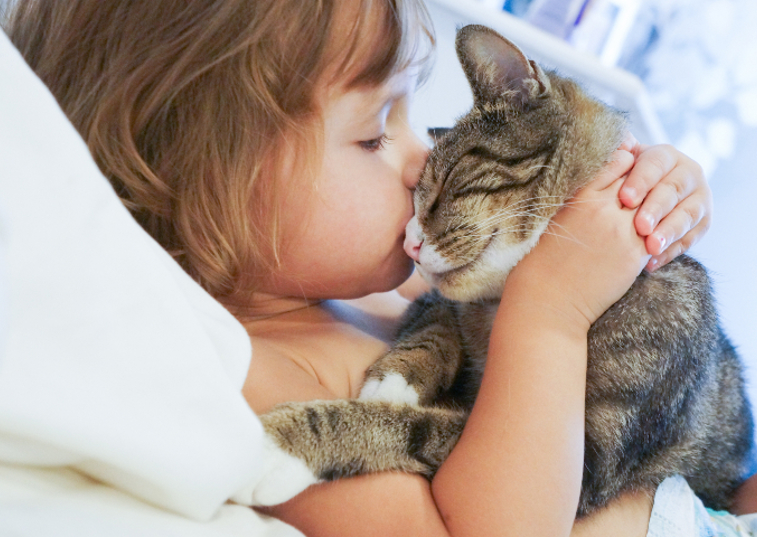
[415,0,667,145]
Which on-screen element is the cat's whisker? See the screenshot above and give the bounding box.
[539,222,586,247]
[470,210,557,231]
[471,204,560,223]
[501,197,565,211]
[538,231,585,248]
[562,198,614,207]
[464,222,536,239]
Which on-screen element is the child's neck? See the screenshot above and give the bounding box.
[239,290,410,342]
[238,293,325,323]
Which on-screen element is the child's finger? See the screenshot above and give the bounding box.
[643,196,710,256]
[645,219,710,271]
[618,145,679,209]
[588,149,634,191]
[617,132,640,154]
[632,165,701,237]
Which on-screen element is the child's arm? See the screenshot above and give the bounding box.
[264,476,653,537]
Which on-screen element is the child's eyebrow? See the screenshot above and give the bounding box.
[352,94,395,125]
[348,77,410,126]
[370,72,412,107]
[368,86,408,117]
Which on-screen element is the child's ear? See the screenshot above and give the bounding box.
[427,127,451,144]
[455,24,551,107]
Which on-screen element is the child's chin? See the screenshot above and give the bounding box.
[381,257,417,293]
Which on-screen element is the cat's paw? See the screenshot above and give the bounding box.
[230,434,320,507]
[359,373,420,405]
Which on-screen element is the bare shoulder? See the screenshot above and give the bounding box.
[242,289,413,413]
[242,337,337,415]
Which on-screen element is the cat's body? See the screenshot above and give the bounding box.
[258,25,753,515]
[360,258,751,513]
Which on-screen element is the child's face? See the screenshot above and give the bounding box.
[264,71,429,299]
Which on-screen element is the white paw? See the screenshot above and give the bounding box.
[231,435,320,507]
[359,373,420,405]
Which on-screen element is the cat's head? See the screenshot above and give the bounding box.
[408,25,627,302]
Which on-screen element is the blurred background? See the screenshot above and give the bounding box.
[411,0,757,404]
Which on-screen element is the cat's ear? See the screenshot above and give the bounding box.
[427,127,451,144]
[455,25,551,107]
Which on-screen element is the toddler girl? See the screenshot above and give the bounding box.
[5,1,738,536]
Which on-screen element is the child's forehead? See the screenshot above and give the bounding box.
[326,70,415,113]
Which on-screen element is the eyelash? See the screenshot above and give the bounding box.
[359,134,392,152]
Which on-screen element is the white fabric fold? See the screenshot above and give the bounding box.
[0,464,303,537]
[0,29,302,535]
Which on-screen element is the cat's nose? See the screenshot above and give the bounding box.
[404,216,424,262]
[405,237,423,262]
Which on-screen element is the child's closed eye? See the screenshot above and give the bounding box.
[359,134,392,152]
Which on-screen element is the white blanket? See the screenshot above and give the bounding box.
[0,28,301,536]
[647,475,757,537]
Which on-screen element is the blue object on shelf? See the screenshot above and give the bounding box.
[526,0,591,40]
[503,0,534,17]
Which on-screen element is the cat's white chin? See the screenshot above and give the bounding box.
[420,224,546,302]
[429,264,508,302]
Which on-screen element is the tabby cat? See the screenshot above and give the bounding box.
[255,25,753,516]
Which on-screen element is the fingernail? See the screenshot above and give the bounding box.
[622,186,637,205]
[643,213,656,231]
[657,235,667,251]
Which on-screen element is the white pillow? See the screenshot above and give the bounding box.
[0,29,298,535]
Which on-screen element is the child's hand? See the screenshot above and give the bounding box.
[617,137,712,272]
[509,149,651,329]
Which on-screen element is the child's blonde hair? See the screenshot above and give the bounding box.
[5,0,434,301]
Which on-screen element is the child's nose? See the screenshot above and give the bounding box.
[404,216,424,262]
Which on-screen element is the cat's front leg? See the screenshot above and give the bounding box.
[246,399,467,505]
[360,291,466,406]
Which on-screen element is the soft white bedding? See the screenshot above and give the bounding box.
[0,29,301,536]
